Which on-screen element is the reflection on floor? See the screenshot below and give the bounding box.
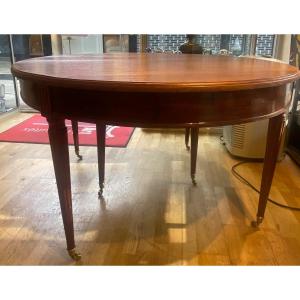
[0,112,300,265]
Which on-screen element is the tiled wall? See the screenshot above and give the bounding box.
[256,34,275,56]
[141,34,275,56]
[147,34,186,51]
[196,35,221,51]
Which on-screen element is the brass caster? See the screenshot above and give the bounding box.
[98,183,104,198]
[98,190,103,199]
[75,151,83,161]
[191,176,197,186]
[68,248,82,261]
[251,216,264,228]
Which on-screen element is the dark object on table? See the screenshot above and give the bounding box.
[179,35,204,54]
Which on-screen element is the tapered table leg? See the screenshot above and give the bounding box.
[185,127,191,150]
[47,117,81,261]
[190,127,199,185]
[96,123,106,197]
[71,120,82,160]
[253,113,285,227]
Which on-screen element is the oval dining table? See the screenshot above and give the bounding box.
[11,53,300,260]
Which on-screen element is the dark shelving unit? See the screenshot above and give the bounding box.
[286,80,300,166]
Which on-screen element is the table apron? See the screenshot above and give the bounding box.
[20,80,291,127]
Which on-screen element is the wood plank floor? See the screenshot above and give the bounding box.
[0,112,300,265]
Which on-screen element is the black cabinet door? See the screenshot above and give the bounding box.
[286,35,300,165]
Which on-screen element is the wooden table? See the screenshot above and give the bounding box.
[11,53,300,260]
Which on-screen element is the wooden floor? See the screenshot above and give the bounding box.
[0,112,300,265]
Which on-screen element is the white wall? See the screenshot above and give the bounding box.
[274,34,291,63]
[61,35,103,55]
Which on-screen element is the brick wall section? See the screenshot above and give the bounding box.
[146,34,221,52]
[256,34,275,56]
[142,34,274,56]
[196,35,221,51]
[147,34,186,51]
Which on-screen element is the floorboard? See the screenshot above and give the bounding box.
[0,112,300,265]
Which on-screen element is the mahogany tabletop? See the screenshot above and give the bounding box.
[11,53,300,92]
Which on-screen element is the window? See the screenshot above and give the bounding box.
[0,35,18,114]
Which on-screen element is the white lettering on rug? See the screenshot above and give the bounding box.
[24,128,48,132]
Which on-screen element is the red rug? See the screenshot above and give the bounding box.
[0,115,135,147]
